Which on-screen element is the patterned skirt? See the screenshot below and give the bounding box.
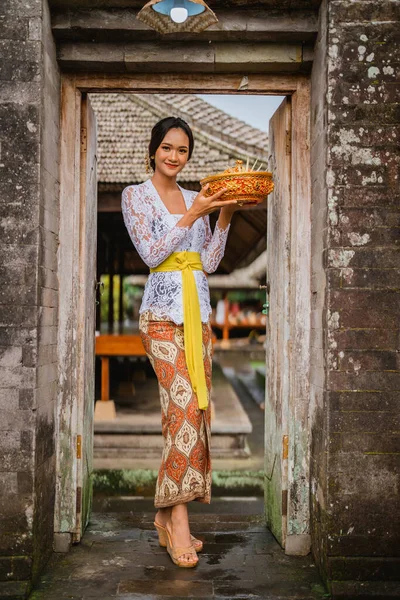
[139,310,213,508]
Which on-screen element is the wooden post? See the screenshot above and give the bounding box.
[118,274,123,333]
[108,240,114,334]
[95,352,116,421]
[95,279,101,332]
[100,356,110,402]
[118,243,124,333]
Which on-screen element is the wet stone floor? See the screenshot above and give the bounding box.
[30,498,328,600]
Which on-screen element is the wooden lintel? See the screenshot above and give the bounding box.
[66,72,307,95]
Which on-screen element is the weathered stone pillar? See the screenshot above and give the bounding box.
[0,0,60,596]
[310,0,400,596]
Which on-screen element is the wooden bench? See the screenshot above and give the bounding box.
[95,334,146,402]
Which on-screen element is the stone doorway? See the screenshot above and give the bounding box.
[55,73,311,556]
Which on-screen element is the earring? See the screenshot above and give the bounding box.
[145,155,155,174]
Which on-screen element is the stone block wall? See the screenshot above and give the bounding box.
[0,0,60,596]
[310,0,400,597]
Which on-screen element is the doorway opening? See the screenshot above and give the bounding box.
[55,74,311,557]
[91,90,283,541]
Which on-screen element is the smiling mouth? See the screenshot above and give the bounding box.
[165,163,178,168]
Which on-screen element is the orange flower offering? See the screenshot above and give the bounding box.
[200,159,274,206]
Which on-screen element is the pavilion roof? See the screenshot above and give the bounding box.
[90,92,269,189]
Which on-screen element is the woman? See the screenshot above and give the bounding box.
[121,116,239,568]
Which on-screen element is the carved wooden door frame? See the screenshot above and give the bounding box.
[55,73,311,554]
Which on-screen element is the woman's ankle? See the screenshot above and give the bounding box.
[171,503,187,518]
[170,504,190,530]
[155,507,171,523]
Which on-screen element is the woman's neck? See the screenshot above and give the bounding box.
[151,171,179,192]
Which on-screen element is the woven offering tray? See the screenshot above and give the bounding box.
[200,160,274,205]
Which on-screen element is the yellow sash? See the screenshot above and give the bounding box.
[150,251,208,410]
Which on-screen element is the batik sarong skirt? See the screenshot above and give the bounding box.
[139,310,213,508]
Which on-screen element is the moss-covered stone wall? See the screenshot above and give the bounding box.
[0,0,60,597]
[310,1,400,596]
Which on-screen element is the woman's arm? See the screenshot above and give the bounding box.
[121,184,237,270]
[217,206,235,232]
[121,186,193,269]
[200,213,231,274]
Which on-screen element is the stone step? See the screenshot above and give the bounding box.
[94,363,252,462]
[94,434,251,458]
[92,496,265,516]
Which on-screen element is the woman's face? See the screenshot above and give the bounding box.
[154,127,190,178]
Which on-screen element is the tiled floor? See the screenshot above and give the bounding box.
[30,499,328,600]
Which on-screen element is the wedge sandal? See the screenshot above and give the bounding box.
[154,520,203,552]
[162,523,199,568]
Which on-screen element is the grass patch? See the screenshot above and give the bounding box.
[93,469,264,497]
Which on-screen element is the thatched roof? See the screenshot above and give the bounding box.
[91,92,268,190]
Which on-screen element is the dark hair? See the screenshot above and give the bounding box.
[148,117,194,171]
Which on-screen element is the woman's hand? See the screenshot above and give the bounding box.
[189,184,237,219]
[217,199,259,229]
[221,200,258,214]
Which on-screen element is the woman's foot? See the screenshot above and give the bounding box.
[164,504,198,566]
[155,508,203,552]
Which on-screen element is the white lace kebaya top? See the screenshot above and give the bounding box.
[121,179,231,325]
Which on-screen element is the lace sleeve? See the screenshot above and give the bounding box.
[121,186,190,269]
[200,215,231,274]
